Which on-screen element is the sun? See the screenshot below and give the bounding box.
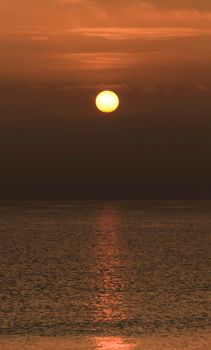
[95,90,120,113]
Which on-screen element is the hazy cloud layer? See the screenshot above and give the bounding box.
[71,27,211,40]
[146,0,211,11]
[56,0,211,11]
[1,0,211,31]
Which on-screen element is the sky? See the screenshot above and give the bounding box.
[0,0,211,199]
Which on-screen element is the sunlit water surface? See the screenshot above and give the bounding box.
[0,200,210,349]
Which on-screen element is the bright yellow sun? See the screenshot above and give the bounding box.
[95,90,120,113]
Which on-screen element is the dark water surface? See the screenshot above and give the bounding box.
[0,200,210,338]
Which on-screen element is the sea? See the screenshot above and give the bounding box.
[0,200,210,349]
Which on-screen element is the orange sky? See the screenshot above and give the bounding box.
[0,1,211,198]
[1,0,211,82]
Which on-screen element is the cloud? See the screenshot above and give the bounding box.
[194,83,210,92]
[0,0,211,81]
[70,27,211,41]
[146,0,211,11]
[59,82,130,91]
[55,0,211,11]
[1,0,211,33]
[30,36,49,42]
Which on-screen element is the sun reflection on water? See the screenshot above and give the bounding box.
[94,336,136,350]
[91,204,130,326]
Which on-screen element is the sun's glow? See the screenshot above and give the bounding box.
[96,90,120,113]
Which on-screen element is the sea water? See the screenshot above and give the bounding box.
[0,200,210,349]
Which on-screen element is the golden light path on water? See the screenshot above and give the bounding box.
[91,204,129,325]
[91,206,135,350]
[94,336,136,350]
